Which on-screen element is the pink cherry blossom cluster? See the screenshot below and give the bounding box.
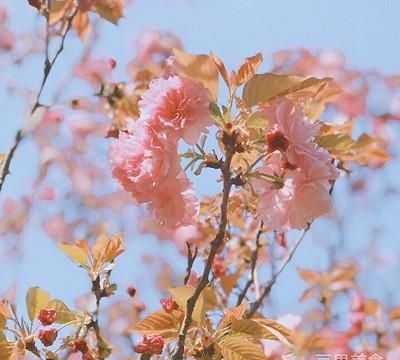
[109,75,213,228]
[253,98,339,232]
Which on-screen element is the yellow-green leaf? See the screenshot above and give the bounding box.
[169,285,204,324]
[172,49,219,100]
[246,112,268,129]
[220,337,266,360]
[58,243,88,266]
[242,73,331,107]
[46,299,84,324]
[26,287,50,321]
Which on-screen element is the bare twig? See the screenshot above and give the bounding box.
[245,226,309,318]
[0,7,78,193]
[184,242,198,285]
[236,221,263,305]
[172,145,236,360]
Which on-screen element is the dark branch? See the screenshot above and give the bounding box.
[172,144,235,360]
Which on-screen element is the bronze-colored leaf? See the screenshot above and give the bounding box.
[48,0,72,25]
[210,52,230,90]
[172,49,219,100]
[220,337,266,360]
[231,52,263,90]
[255,318,293,346]
[73,10,90,39]
[92,0,123,24]
[297,268,321,285]
[129,310,181,340]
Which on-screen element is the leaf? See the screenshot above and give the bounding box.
[220,338,266,360]
[0,342,13,359]
[220,271,242,296]
[172,49,219,100]
[92,233,124,269]
[210,52,230,90]
[315,126,390,167]
[246,112,268,129]
[0,301,11,320]
[217,304,247,331]
[242,73,331,107]
[26,287,50,321]
[46,299,84,324]
[231,319,287,342]
[255,318,293,347]
[231,52,263,90]
[58,243,88,266]
[169,285,204,324]
[129,310,181,340]
[297,268,321,285]
[48,0,72,25]
[73,10,90,39]
[202,286,218,310]
[92,0,123,24]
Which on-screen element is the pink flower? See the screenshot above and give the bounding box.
[139,76,212,144]
[134,30,181,64]
[260,98,331,169]
[254,153,336,232]
[109,121,180,203]
[148,171,199,227]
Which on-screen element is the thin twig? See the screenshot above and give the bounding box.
[0,7,78,193]
[245,226,309,318]
[236,221,263,305]
[172,145,235,360]
[184,242,198,285]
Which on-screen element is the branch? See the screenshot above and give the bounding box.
[245,226,309,318]
[184,242,198,285]
[172,145,235,360]
[0,7,77,193]
[236,221,263,305]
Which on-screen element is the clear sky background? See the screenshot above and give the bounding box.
[1,0,400,329]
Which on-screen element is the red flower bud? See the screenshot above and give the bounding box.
[71,339,89,354]
[38,328,57,347]
[160,297,176,313]
[265,130,290,153]
[134,335,164,355]
[127,285,137,297]
[38,308,56,326]
[108,58,117,69]
[28,0,41,10]
[212,256,227,278]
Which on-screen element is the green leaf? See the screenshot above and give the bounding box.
[169,285,204,324]
[26,287,50,321]
[242,73,331,107]
[220,337,266,360]
[246,112,268,129]
[58,243,88,266]
[46,299,84,324]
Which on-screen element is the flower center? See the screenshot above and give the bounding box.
[265,130,290,153]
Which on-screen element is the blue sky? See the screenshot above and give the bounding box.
[1,0,400,329]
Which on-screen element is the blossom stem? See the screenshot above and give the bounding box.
[172,144,236,360]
